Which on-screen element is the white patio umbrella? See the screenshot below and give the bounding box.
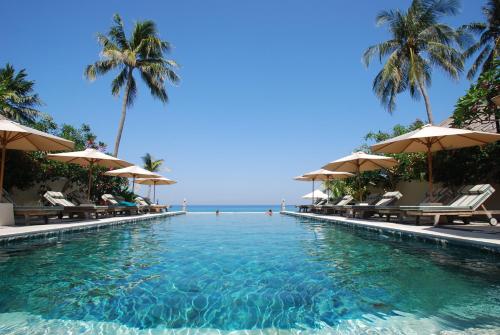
[322,151,398,201]
[47,148,132,200]
[135,177,177,203]
[371,124,500,200]
[302,189,328,200]
[295,169,353,204]
[0,116,74,201]
[104,165,161,193]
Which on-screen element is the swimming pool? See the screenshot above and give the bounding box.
[0,213,499,334]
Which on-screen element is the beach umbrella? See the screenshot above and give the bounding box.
[302,189,328,200]
[135,177,177,203]
[47,148,132,200]
[295,169,353,204]
[104,165,161,193]
[0,116,74,201]
[322,151,398,201]
[371,124,500,200]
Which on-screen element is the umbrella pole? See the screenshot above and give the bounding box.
[427,147,433,202]
[312,178,315,205]
[153,182,156,204]
[0,142,6,202]
[326,177,330,203]
[357,163,362,202]
[87,163,93,201]
[132,176,136,194]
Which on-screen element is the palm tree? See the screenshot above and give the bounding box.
[142,153,164,197]
[142,153,164,173]
[85,14,180,156]
[0,64,42,124]
[363,0,466,124]
[461,0,500,80]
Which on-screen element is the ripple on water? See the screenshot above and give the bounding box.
[0,214,499,334]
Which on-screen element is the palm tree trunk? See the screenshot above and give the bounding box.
[417,79,434,125]
[113,68,133,157]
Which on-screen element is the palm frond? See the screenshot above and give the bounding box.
[0,63,43,123]
[111,68,128,96]
[363,40,399,66]
[126,75,137,106]
[84,60,118,81]
[139,68,168,103]
[109,14,130,50]
[130,20,157,50]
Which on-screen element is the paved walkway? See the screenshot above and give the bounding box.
[282,211,500,253]
[0,211,185,243]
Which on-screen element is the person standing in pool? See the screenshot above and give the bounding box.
[216,210,220,216]
[267,209,273,216]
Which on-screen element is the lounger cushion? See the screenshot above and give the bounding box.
[135,197,149,207]
[44,191,76,207]
[336,195,354,206]
[102,194,119,205]
[119,201,137,207]
[374,191,403,206]
[448,184,495,210]
[462,184,494,195]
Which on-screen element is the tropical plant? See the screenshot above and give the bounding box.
[323,179,353,199]
[461,0,500,80]
[453,59,500,132]
[85,14,180,156]
[142,153,164,197]
[142,153,164,172]
[0,64,43,124]
[364,120,427,188]
[363,0,466,124]
[4,119,128,202]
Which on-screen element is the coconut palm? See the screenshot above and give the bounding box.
[85,14,180,156]
[142,153,164,173]
[142,153,164,197]
[363,0,466,124]
[0,64,42,124]
[461,0,500,80]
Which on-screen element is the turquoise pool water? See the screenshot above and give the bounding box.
[169,205,282,212]
[0,213,499,334]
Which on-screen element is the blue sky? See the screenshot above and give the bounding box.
[1,0,485,205]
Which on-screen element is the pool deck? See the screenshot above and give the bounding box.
[0,211,186,243]
[282,211,500,253]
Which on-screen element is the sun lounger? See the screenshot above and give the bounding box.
[320,195,355,215]
[311,199,328,213]
[375,186,454,222]
[44,191,106,219]
[297,198,326,213]
[350,191,403,219]
[137,197,168,213]
[102,194,140,216]
[2,189,63,225]
[384,184,498,226]
[13,206,64,225]
[133,197,153,213]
